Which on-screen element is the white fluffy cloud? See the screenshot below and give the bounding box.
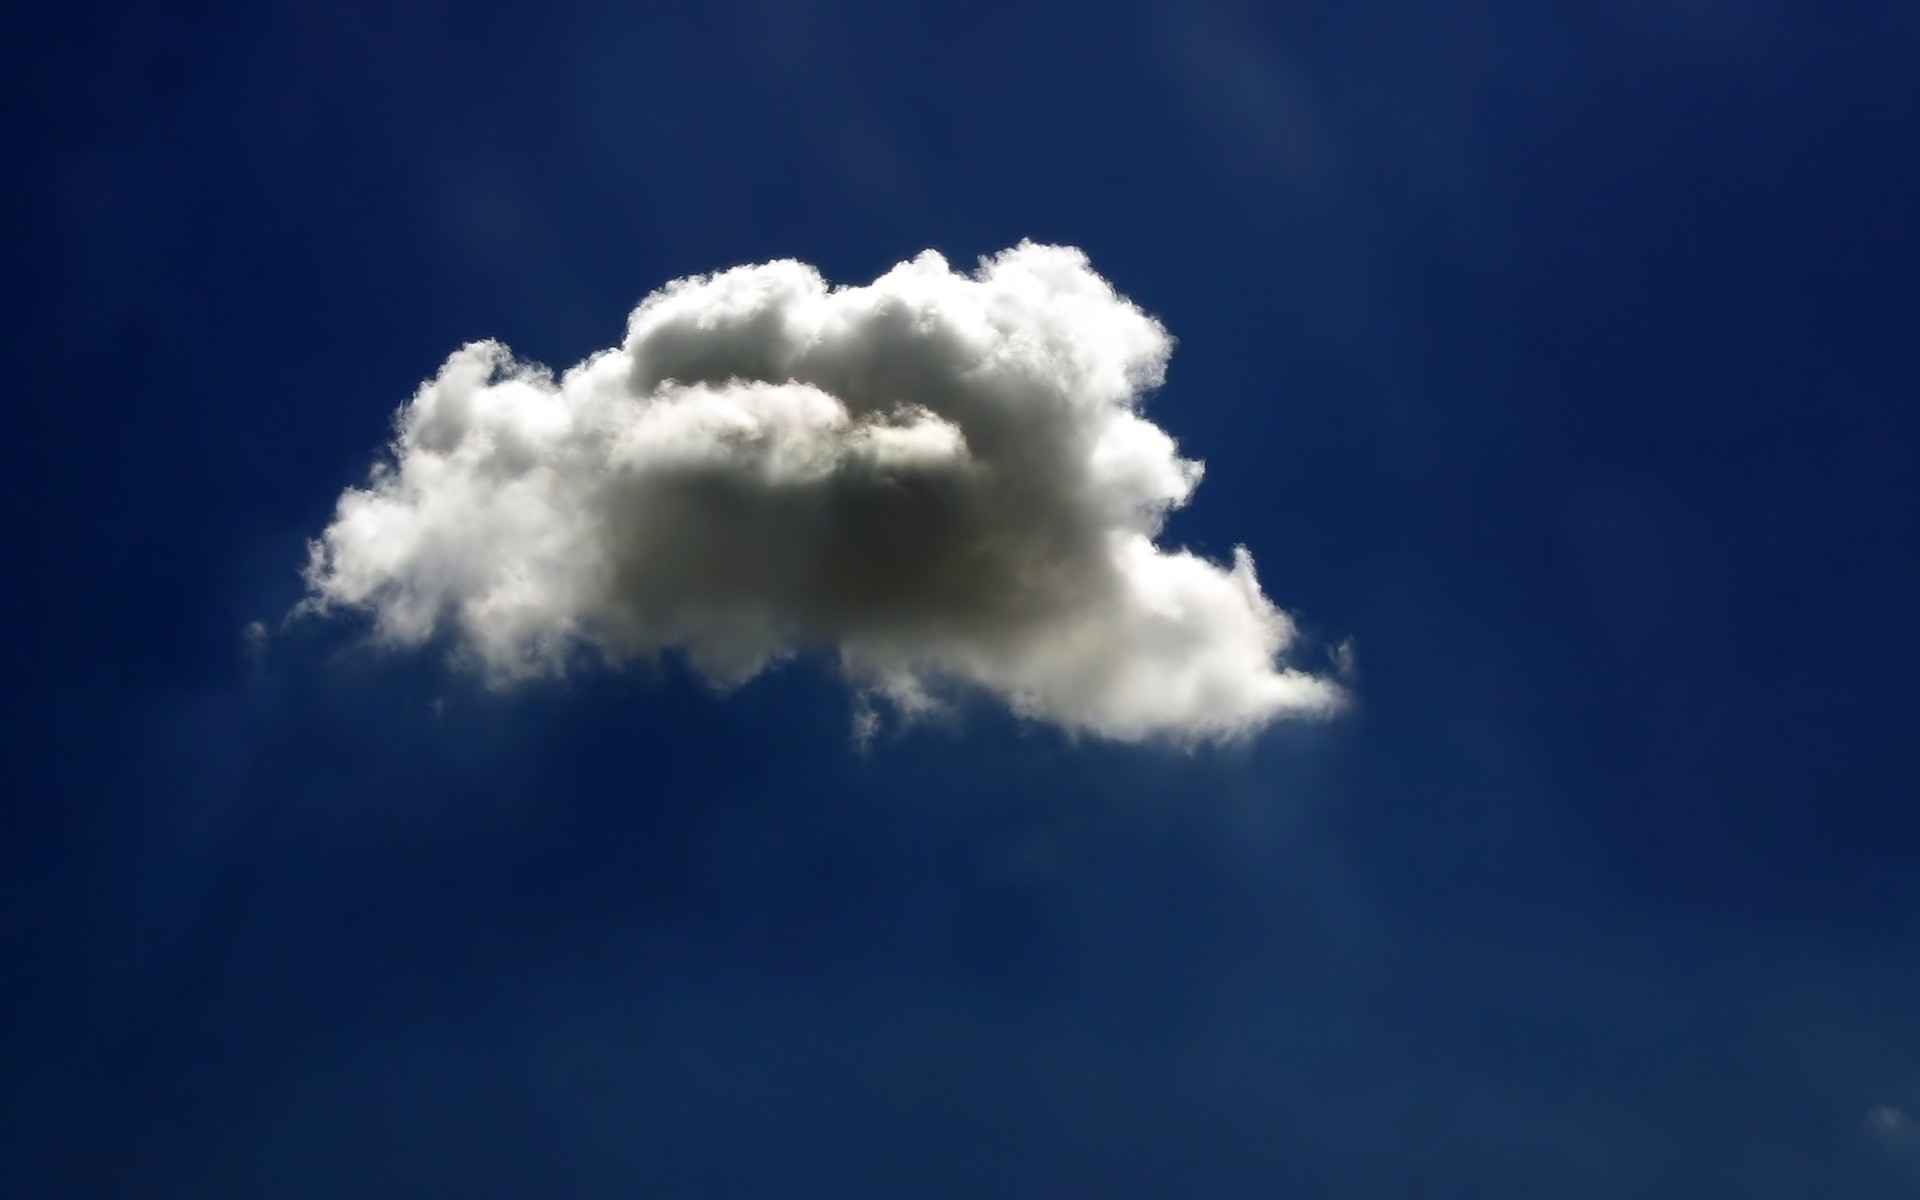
[302,242,1342,741]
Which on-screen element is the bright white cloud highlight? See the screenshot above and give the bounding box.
[302,242,1342,741]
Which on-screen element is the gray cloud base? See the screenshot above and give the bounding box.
[302,243,1342,741]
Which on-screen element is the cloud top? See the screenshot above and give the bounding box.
[302,243,1342,741]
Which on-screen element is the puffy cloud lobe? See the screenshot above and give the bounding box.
[304,243,1342,741]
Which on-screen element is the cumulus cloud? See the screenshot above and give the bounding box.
[301,242,1342,741]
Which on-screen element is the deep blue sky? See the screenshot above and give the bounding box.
[7,1,1920,1195]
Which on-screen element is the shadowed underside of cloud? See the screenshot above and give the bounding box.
[301,243,1342,741]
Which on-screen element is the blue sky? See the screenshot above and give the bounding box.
[7,1,1920,1195]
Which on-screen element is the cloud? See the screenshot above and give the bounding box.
[1868,1105,1920,1180]
[241,618,269,662]
[1869,1105,1915,1140]
[300,242,1342,742]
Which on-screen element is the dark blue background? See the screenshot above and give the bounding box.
[7,2,1920,1195]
